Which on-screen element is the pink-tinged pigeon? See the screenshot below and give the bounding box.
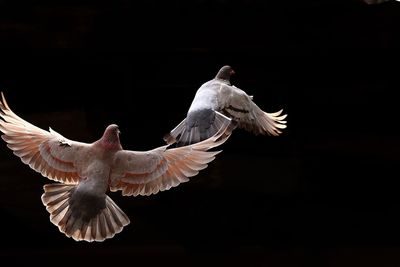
[164,65,287,146]
[0,92,232,242]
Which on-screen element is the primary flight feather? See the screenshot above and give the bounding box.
[0,92,233,242]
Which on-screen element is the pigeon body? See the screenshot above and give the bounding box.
[0,93,232,242]
[164,65,287,146]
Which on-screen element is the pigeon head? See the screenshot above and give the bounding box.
[215,65,235,83]
[99,124,122,150]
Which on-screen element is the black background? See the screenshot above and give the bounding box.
[1,0,400,266]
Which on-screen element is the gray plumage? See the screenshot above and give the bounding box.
[164,65,287,146]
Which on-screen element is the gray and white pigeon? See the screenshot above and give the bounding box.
[0,92,232,242]
[164,65,287,146]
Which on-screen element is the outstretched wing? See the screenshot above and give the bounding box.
[217,85,287,136]
[110,122,233,196]
[0,92,90,184]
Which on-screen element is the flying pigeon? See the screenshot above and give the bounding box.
[0,92,232,242]
[164,65,287,146]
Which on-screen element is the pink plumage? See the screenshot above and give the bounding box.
[0,92,233,242]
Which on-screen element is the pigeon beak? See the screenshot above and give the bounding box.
[230,69,235,76]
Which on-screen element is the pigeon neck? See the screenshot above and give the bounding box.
[98,131,122,151]
[215,78,231,85]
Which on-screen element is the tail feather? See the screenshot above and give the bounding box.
[41,183,130,242]
[164,110,234,147]
[163,119,186,145]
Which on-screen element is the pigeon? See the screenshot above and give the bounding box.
[164,65,287,146]
[0,92,233,242]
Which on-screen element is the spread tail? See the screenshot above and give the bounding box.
[164,110,235,147]
[41,183,130,242]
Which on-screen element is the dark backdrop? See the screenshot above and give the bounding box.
[1,0,400,266]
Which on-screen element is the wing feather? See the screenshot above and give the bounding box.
[110,122,232,196]
[0,92,90,184]
[217,85,287,136]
